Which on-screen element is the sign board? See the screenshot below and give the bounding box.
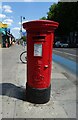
[0,22,8,28]
[34,44,42,56]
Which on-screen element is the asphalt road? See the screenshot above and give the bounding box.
[53,48,78,63]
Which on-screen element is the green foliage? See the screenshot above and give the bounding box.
[47,3,58,20]
[21,36,27,42]
[47,2,78,36]
[40,16,47,20]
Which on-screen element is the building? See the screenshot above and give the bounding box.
[0,22,15,48]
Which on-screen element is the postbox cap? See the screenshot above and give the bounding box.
[23,20,59,33]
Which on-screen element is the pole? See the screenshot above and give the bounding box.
[21,16,22,39]
[20,16,25,39]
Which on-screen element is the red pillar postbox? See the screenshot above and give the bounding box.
[23,20,59,104]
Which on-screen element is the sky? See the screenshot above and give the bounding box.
[0,1,58,39]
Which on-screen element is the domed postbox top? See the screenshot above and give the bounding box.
[23,20,59,33]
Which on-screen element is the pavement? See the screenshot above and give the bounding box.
[0,44,77,119]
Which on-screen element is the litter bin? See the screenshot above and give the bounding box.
[23,20,59,104]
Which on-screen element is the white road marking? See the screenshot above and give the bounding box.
[53,49,78,57]
[63,52,77,57]
[63,48,76,51]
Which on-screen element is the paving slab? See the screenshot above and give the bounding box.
[51,73,67,79]
[14,99,67,118]
[58,100,76,118]
[2,101,15,118]
[52,61,76,84]
[16,63,26,87]
[51,78,76,101]
[0,101,2,120]
[2,96,17,102]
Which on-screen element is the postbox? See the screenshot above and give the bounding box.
[23,20,59,104]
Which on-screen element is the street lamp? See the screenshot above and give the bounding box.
[20,16,25,39]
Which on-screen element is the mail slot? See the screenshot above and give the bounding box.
[23,20,59,104]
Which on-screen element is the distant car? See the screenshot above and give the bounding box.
[55,41,61,47]
[55,41,69,48]
[60,43,69,48]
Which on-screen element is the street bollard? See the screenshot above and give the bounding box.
[23,20,59,104]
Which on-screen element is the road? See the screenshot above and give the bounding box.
[53,48,78,75]
[53,48,77,63]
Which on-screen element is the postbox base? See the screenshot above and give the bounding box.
[26,83,51,104]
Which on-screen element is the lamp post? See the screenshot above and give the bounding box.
[20,16,25,39]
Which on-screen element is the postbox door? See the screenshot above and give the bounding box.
[31,34,53,89]
[42,34,53,88]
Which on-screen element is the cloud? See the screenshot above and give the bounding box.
[3,18,13,26]
[0,14,6,18]
[3,5,13,13]
[18,20,29,25]
[11,27,21,39]
[18,20,28,32]
[22,28,26,32]
[12,27,20,31]
[12,27,25,32]
[18,22,21,25]
[11,27,26,39]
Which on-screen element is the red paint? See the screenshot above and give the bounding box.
[23,20,59,89]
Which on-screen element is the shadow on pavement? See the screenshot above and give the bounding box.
[0,83,26,101]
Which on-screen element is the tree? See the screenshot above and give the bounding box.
[21,36,27,42]
[47,2,78,36]
[40,16,47,20]
[47,3,58,21]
